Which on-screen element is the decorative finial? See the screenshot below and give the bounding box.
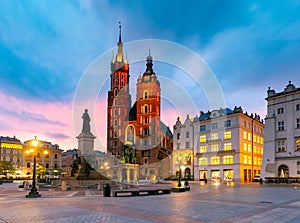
[118,21,122,43]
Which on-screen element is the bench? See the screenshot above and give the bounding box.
[112,188,171,197]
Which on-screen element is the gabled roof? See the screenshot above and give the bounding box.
[160,121,173,137]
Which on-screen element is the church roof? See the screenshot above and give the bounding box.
[129,102,137,121]
[160,121,173,137]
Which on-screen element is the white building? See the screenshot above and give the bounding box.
[261,81,300,179]
[173,107,264,183]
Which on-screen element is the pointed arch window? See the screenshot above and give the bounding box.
[144,90,148,99]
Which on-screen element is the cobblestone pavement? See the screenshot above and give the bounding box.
[1,182,300,222]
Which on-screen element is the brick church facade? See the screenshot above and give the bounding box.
[107,26,173,165]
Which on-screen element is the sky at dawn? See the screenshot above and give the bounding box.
[1,0,300,151]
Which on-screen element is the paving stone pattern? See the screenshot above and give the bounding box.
[1,182,300,222]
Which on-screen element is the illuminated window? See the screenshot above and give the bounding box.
[254,135,257,143]
[212,123,218,130]
[296,139,300,151]
[211,156,220,165]
[211,133,218,140]
[243,143,247,151]
[244,155,247,164]
[243,131,247,139]
[254,157,257,165]
[210,144,219,152]
[224,131,231,139]
[224,143,232,151]
[223,155,233,164]
[200,146,206,153]
[253,145,257,153]
[144,90,148,99]
[277,140,286,152]
[199,157,208,165]
[248,133,251,141]
[248,144,251,152]
[200,135,206,143]
[248,157,252,164]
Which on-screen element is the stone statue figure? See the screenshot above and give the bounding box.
[82,109,91,134]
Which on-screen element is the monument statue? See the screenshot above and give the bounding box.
[82,109,91,134]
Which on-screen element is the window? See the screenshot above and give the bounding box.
[177,133,180,140]
[277,140,286,152]
[144,90,148,99]
[212,123,218,130]
[243,143,247,151]
[297,119,300,128]
[211,133,218,140]
[199,157,207,165]
[200,146,206,153]
[10,150,13,154]
[186,131,190,138]
[248,144,251,152]
[277,107,284,114]
[297,104,300,111]
[114,119,118,127]
[54,154,58,159]
[254,135,257,143]
[296,139,300,151]
[210,156,220,165]
[27,162,30,168]
[200,135,206,143]
[186,142,190,148]
[210,144,219,152]
[244,121,247,127]
[224,143,232,151]
[224,120,231,127]
[224,131,231,139]
[177,143,180,149]
[243,155,247,164]
[3,149,6,154]
[54,163,58,169]
[243,131,247,139]
[200,125,206,132]
[223,155,233,164]
[145,116,148,124]
[247,133,251,141]
[278,121,284,131]
[144,105,148,113]
[45,153,49,159]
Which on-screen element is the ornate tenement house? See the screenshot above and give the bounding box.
[173,107,264,183]
[107,26,173,165]
[261,81,300,179]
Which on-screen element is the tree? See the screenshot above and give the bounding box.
[0,161,16,176]
[36,163,46,178]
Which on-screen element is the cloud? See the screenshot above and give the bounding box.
[45,132,71,140]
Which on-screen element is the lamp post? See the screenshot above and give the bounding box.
[176,155,186,187]
[26,136,41,198]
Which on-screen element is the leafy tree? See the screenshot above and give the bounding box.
[0,161,15,175]
[36,163,46,178]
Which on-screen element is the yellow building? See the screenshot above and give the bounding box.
[0,136,23,174]
[23,138,63,177]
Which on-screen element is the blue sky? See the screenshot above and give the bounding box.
[1,0,300,150]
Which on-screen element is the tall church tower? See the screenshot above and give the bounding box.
[107,24,131,158]
[135,52,161,164]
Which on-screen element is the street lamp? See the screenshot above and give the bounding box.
[176,155,186,187]
[26,136,41,198]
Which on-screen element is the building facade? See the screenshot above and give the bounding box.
[61,149,78,177]
[173,107,264,182]
[0,136,23,175]
[261,81,300,179]
[107,26,173,166]
[23,138,63,177]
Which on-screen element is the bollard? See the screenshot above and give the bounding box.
[61,181,67,192]
[97,180,101,191]
[103,183,111,197]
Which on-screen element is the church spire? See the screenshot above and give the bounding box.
[116,22,124,63]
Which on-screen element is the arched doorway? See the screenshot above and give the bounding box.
[185,168,191,179]
[278,165,289,177]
